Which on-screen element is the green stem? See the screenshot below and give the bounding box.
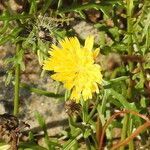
[13,44,21,116]
[0,14,32,21]
[0,20,9,34]
[68,116,92,149]
[58,2,117,13]
[20,83,64,98]
[128,116,134,150]
[127,0,134,94]
[63,128,82,149]
[68,97,100,149]
[100,90,109,114]
[87,97,99,122]
[127,0,134,98]
[57,0,63,9]
[82,100,89,122]
[40,0,53,14]
[126,0,134,148]
[85,138,91,150]
[120,114,129,150]
[127,0,133,55]
[29,0,37,14]
[91,131,98,149]
[69,116,82,131]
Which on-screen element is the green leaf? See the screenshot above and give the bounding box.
[44,136,62,150]
[0,14,31,21]
[37,39,49,65]
[63,129,82,150]
[22,28,36,49]
[0,20,9,34]
[77,10,86,19]
[0,27,22,45]
[5,70,13,85]
[28,131,35,142]
[109,95,123,108]
[132,72,145,89]
[84,129,92,138]
[109,76,129,84]
[19,142,47,150]
[41,0,53,14]
[16,49,25,71]
[108,89,133,110]
[35,112,47,134]
[20,83,64,98]
[57,0,63,9]
[29,0,37,14]
[140,96,147,108]
[101,90,110,114]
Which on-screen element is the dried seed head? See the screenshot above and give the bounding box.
[0,113,30,149]
[0,114,19,130]
[65,100,81,116]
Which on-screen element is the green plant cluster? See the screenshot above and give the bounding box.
[0,0,150,150]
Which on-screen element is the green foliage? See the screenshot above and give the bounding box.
[0,0,150,149]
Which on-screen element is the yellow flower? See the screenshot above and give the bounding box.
[43,36,102,102]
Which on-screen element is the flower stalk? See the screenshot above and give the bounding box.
[13,44,21,116]
[126,0,134,149]
[120,114,129,150]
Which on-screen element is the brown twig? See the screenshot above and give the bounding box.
[121,55,144,63]
[111,121,150,150]
[98,110,150,150]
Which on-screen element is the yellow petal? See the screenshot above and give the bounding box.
[93,48,100,60]
[82,88,92,100]
[70,87,81,102]
[84,36,94,51]
[43,36,103,102]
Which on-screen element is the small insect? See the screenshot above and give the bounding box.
[0,113,29,150]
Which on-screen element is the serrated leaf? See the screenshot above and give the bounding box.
[0,27,22,45]
[108,89,134,110]
[35,112,47,134]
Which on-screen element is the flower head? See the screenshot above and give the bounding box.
[43,36,102,102]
